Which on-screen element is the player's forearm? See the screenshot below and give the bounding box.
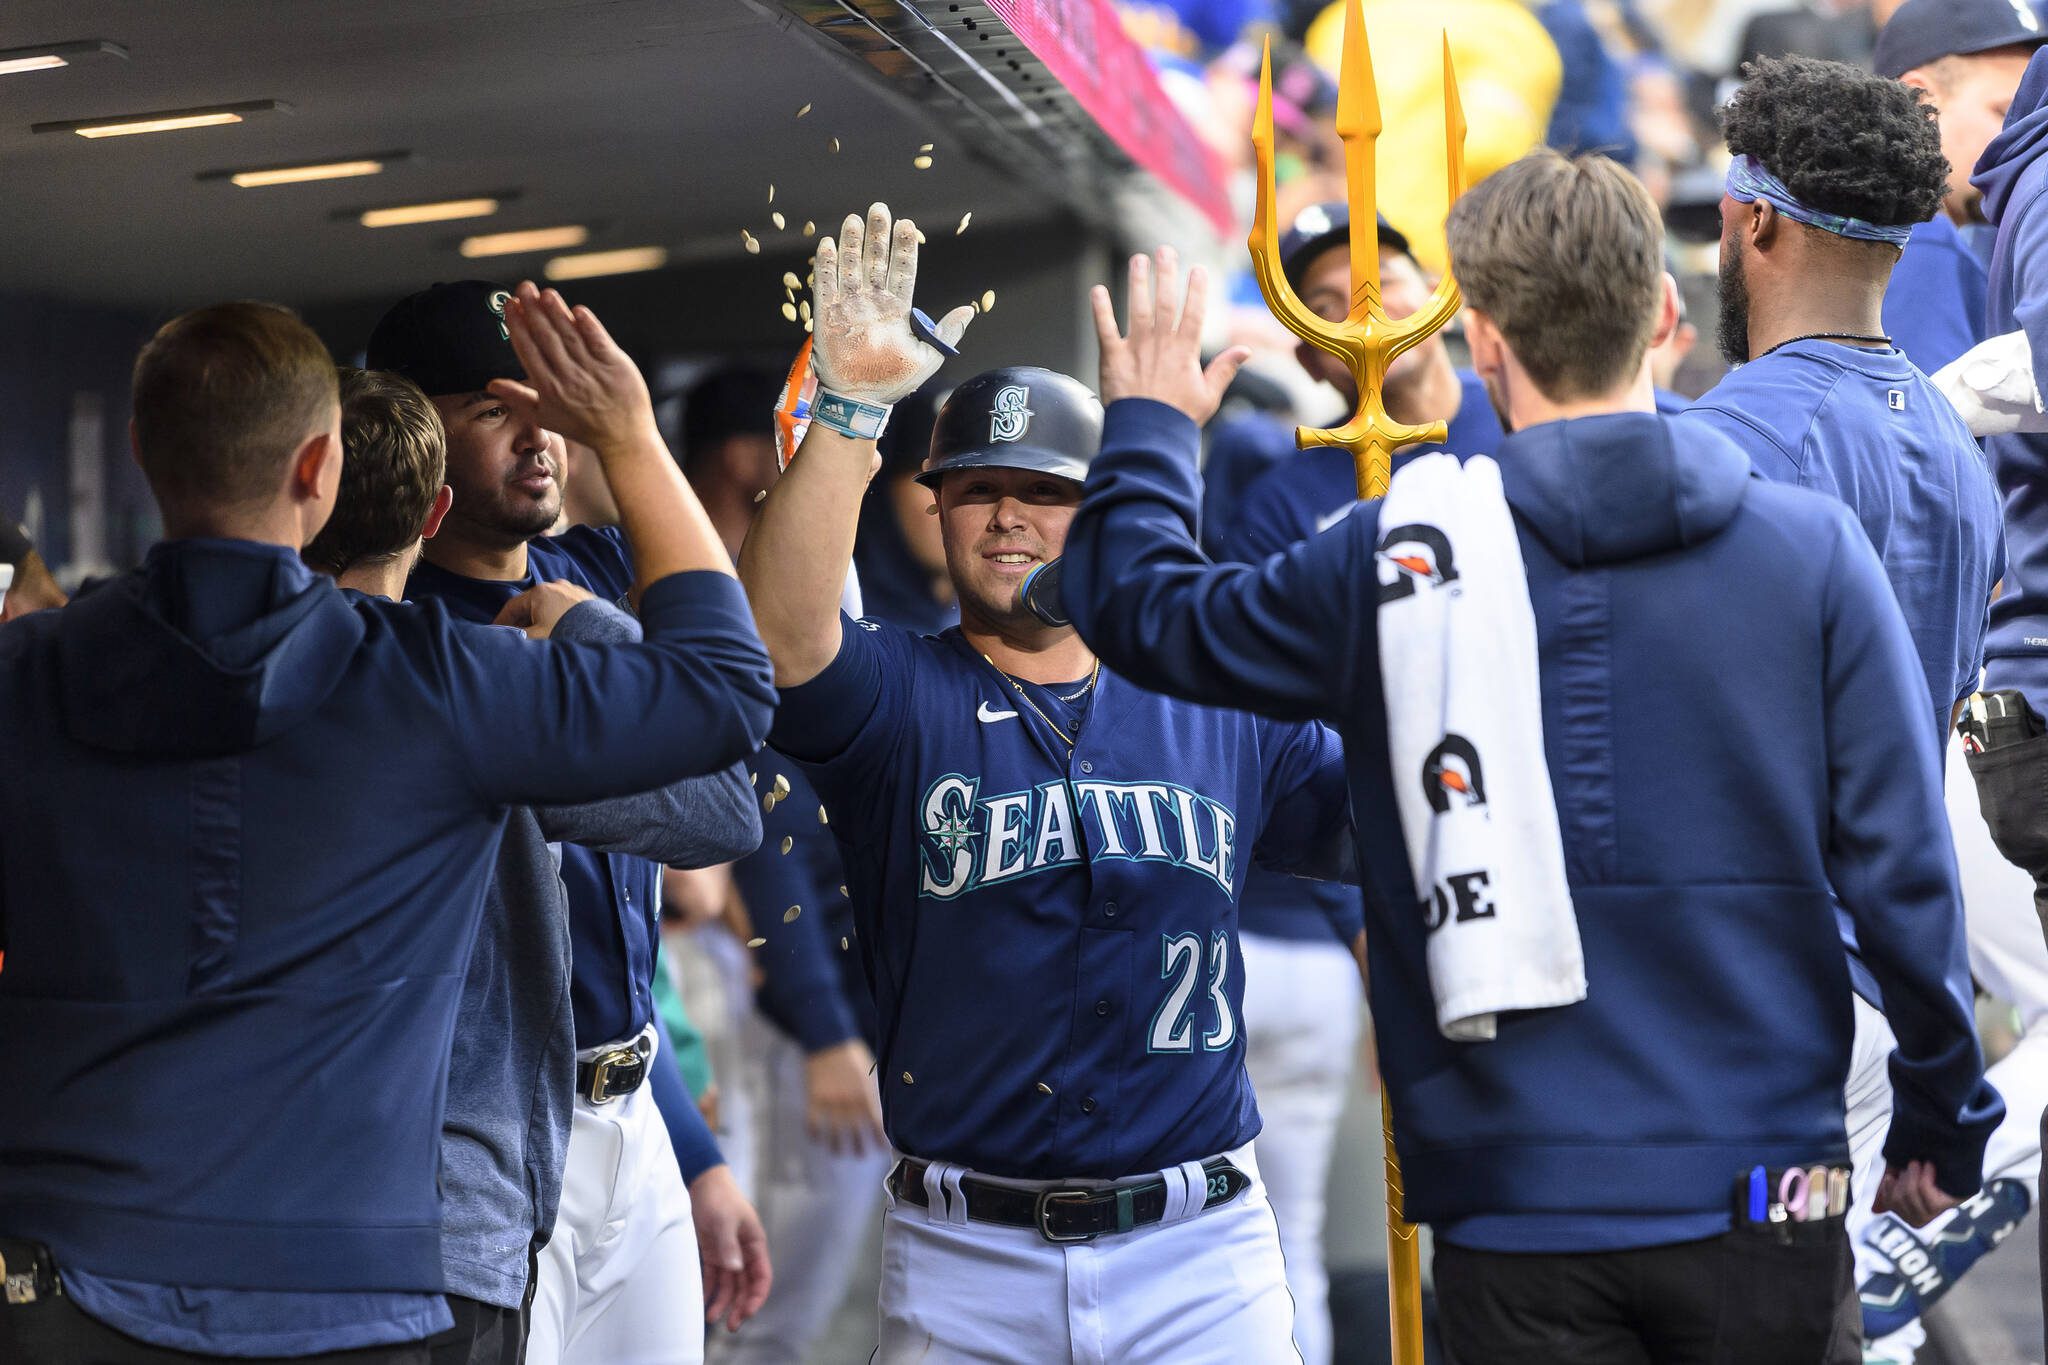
[600,422,734,596]
[738,423,875,686]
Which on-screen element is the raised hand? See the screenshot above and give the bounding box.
[811,202,974,406]
[1092,247,1250,427]
[486,281,655,454]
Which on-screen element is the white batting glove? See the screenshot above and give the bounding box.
[808,202,974,437]
[1932,328,2048,437]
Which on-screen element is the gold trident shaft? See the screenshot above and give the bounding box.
[1249,8,1465,1364]
[1248,0,1467,500]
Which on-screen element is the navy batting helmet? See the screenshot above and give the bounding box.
[915,366,1102,489]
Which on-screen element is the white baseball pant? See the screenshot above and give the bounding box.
[528,1028,705,1365]
[1844,742,2048,1363]
[875,1142,1299,1364]
[706,1008,890,1365]
[1239,931,1364,1365]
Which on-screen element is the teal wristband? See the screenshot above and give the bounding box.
[811,390,892,440]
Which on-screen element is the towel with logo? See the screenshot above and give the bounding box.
[1375,453,1584,1040]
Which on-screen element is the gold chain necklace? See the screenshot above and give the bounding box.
[980,653,1100,750]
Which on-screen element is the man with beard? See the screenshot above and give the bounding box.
[368,283,770,1364]
[1687,55,2008,1363]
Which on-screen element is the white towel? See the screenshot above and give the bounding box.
[1375,453,1584,1041]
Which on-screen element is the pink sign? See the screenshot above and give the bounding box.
[986,0,1235,235]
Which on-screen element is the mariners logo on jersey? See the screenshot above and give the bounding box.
[1377,522,1460,603]
[1424,734,1487,813]
[989,385,1034,443]
[917,772,1240,899]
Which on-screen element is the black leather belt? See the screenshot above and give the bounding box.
[0,1238,63,1306]
[889,1157,1250,1244]
[575,1040,650,1104]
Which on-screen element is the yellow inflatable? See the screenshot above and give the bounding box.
[1304,0,1562,274]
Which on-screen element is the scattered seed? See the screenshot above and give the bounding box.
[901,1071,915,1085]
[1036,1082,1053,1095]
[799,300,812,323]
[796,102,811,118]
[781,301,798,322]
[779,835,793,854]
[956,212,972,234]
[817,806,829,825]
[804,318,813,333]
[920,142,934,152]
[981,289,996,312]
[771,211,785,230]
[783,904,801,922]
[802,220,815,237]
[839,884,848,897]
[767,183,776,203]
[741,229,760,254]
[772,773,792,798]
[913,154,933,170]
[782,271,801,290]
[828,136,840,154]
[840,936,850,950]
[913,228,926,244]
[746,936,767,948]
[753,488,768,502]
[749,771,757,786]
[763,793,778,813]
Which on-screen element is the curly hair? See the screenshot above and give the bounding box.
[1721,54,1947,228]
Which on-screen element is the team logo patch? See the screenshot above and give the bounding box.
[1376,522,1459,604]
[989,385,1034,443]
[487,289,512,341]
[1423,733,1486,814]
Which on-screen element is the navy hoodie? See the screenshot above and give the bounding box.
[0,540,775,1293]
[1064,401,2001,1251]
[1974,45,2048,709]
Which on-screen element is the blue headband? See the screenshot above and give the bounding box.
[1725,154,1914,247]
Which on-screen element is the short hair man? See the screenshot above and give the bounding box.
[742,203,1357,1361]
[369,283,769,1362]
[1690,56,2016,1361]
[1207,201,1505,1365]
[0,295,773,1363]
[312,361,762,1365]
[1063,150,2002,1362]
[1203,203,1505,562]
[1874,0,2048,371]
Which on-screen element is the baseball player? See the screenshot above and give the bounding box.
[369,282,771,1363]
[738,202,1355,1363]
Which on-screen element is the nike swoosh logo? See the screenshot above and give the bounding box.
[977,702,1019,723]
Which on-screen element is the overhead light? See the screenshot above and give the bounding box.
[33,98,287,139]
[544,247,668,281]
[360,197,500,228]
[0,40,127,77]
[462,225,591,257]
[201,152,406,188]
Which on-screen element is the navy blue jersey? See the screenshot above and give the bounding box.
[770,617,1350,1180]
[1884,215,1990,377]
[1687,342,2004,749]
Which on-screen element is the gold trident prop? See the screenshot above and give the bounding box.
[1249,6,1466,1363]
[1249,0,1467,500]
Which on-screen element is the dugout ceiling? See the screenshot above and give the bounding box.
[0,0,1186,315]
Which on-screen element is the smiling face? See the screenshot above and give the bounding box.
[431,391,563,549]
[933,464,1083,631]
[1296,241,1442,402]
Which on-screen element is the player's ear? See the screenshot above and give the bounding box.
[1648,274,1681,351]
[422,485,454,540]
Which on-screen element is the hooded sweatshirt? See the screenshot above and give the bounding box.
[1063,401,2001,1251]
[0,540,775,1298]
[1973,44,2048,709]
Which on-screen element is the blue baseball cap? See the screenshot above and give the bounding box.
[1874,0,2047,79]
[1279,202,1412,290]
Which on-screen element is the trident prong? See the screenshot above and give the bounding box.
[1249,2,1468,500]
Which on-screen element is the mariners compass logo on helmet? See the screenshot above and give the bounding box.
[487,289,512,341]
[989,385,1034,443]
[1423,734,1487,814]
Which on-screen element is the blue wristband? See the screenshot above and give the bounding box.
[811,390,891,441]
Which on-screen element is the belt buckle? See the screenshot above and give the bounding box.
[586,1047,638,1104]
[1034,1188,1098,1244]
